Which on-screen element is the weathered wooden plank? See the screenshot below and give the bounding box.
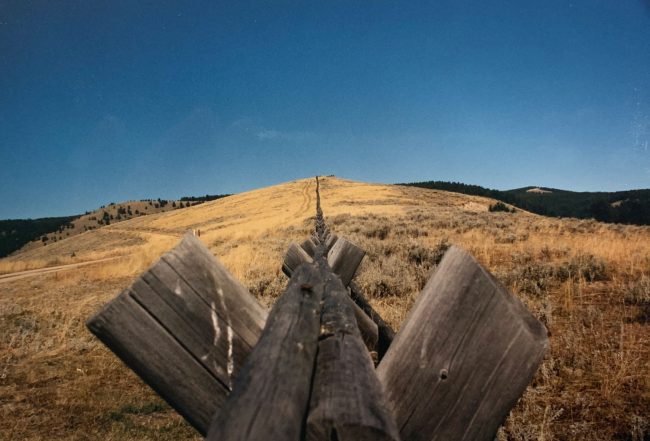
[282,242,314,277]
[301,237,319,258]
[87,291,228,435]
[306,266,400,441]
[87,234,268,436]
[349,281,395,360]
[325,233,338,252]
[132,268,250,390]
[327,237,365,286]
[206,263,323,441]
[376,246,549,441]
[165,235,267,347]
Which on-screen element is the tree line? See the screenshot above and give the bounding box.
[0,216,78,257]
[401,181,650,226]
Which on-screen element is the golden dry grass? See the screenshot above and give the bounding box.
[1,176,648,440]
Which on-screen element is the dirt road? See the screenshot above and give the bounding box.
[0,257,118,285]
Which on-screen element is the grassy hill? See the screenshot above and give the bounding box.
[402,181,650,225]
[0,177,648,440]
[0,195,230,258]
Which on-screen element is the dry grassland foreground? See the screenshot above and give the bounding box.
[0,177,648,440]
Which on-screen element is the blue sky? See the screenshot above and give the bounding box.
[1,0,650,218]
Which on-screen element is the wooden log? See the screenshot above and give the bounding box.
[87,234,267,436]
[206,263,323,441]
[299,232,390,357]
[282,245,377,352]
[351,298,379,352]
[306,267,400,441]
[349,281,395,360]
[282,242,314,277]
[292,236,390,355]
[327,237,365,286]
[376,246,549,441]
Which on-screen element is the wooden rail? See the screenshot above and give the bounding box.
[87,176,548,440]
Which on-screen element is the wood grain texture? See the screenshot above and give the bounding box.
[282,242,314,277]
[163,234,266,346]
[87,234,267,436]
[87,292,228,435]
[206,263,323,441]
[376,246,549,441]
[128,274,249,391]
[306,266,400,441]
[327,237,365,287]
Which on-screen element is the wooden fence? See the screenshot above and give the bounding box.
[87,176,548,440]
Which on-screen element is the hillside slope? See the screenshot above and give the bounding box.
[403,180,650,225]
[0,177,648,440]
[2,195,230,259]
[0,216,77,257]
[6,199,197,258]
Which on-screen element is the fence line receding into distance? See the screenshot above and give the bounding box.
[87,176,548,441]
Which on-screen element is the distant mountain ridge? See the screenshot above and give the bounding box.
[401,181,650,226]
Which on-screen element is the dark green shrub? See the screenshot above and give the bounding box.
[489,202,516,213]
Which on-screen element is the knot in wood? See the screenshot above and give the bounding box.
[319,324,335,340]
[439,368,449,381]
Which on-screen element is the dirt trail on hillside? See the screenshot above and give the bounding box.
[108,226,182,237]
[0,257,118,285]
[297,179,313,216]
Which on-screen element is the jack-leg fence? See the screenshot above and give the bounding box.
[87,176,548,440]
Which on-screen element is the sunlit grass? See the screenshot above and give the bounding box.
[1,177,648,440]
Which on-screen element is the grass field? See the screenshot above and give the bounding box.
[1,177,648,440]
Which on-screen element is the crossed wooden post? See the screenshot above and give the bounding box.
[87,177,548,440]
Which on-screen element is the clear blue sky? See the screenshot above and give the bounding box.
[2,0,650,219]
